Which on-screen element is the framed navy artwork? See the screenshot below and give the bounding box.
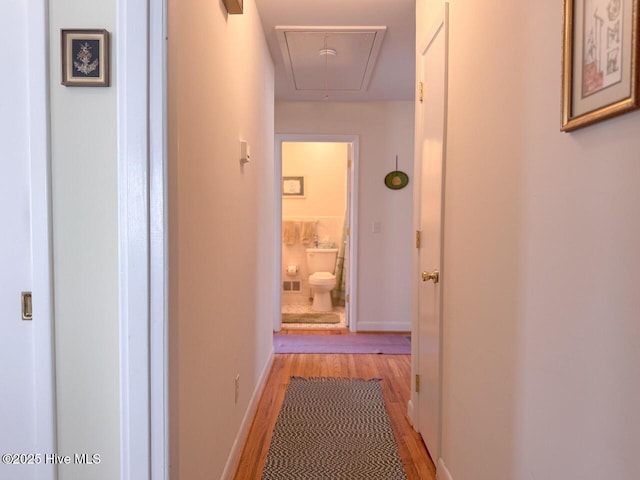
[61,29,110,87]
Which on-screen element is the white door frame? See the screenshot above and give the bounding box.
[274,134,359,332]
[27,0,57,476]
[148,0,169,477]
[117,0,168,478]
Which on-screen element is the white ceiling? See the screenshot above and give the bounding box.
[254,0,416,102]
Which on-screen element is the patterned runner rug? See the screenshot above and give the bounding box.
[261,377,407,479]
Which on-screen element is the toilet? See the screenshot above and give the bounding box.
[306,248,338,312]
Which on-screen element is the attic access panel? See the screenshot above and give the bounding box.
[276,26,387,92]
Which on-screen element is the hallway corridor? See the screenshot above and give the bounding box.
[234,353,436,479]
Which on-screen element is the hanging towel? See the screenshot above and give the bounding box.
[283,221,296,245]
[300,221,316,246]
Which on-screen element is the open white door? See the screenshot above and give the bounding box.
[0,1,55,478]
[345,142,353,330]
[416,3,448,462]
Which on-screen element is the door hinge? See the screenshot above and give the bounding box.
[415,374,420,393]
[21,291,33,321]
[416,230,421,249]
[418,82,424,103]
[346,294,350,303]
[346,227,350,236]
[347,159,352,168]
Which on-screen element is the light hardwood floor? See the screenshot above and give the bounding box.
[234,336,437,479]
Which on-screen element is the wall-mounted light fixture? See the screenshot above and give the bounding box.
[223,0,243,14]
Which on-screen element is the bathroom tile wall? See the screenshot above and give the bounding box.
[282,216,344,304]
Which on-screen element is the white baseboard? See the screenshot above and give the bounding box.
[406,399,415,427]
[221,347,275,480]
[437,458,453,480]
[356,321,411,332]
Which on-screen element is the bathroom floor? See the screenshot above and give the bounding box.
[281,303,346,330]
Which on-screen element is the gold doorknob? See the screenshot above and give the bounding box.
[421,270,440,283]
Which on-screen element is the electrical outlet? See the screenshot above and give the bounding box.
[234,374,240,404]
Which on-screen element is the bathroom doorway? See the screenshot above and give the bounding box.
[274,135,359,332]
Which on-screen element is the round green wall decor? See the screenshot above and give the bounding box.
[384,170,409,190]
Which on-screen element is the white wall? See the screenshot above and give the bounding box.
[168,0,275,478]
[282,142,348,217]
[417,1,640,479]
[276,102,415,331]
[49,0,121,478]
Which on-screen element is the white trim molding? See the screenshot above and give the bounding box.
[406,399,415,427]
[118,0,168,477]
[117,0,155,478]
[437,458,454,480]
[275,134,359,332]
[149,0,169,478]
[221,350,275,480]
[27,0,57,477]
[357,321,411,332]
[273,138,284,332]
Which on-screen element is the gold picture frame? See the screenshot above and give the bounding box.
[562,0,640,131]
[61,29,110,87]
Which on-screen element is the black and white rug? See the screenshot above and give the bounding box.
[261,377,407,479]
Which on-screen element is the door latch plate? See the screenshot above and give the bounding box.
[21,291,32,320]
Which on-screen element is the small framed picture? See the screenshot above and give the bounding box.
[61,29,110,87]
[282,176,305,198]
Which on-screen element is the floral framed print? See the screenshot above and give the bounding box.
[61,29,110,87]
[562,0,640,131]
